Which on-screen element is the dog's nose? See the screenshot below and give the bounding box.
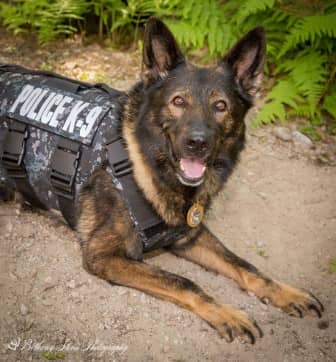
[185,132,209,154]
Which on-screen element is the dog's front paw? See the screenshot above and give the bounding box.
[261,282,324,318]
[200,304,263,344]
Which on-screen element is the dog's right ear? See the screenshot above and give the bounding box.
[142,17,185,85]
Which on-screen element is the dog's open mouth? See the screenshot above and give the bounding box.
[176,158,206,187]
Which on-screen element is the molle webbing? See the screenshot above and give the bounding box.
[0,64,189,252]
[2,120,47,209]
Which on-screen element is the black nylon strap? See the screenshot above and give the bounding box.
[1,120,47,209]
[105,137,190,251]
[50,137,81,228]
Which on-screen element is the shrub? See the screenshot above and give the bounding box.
[1,0,335,127]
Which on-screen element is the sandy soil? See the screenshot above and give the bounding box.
[0,30,335,362]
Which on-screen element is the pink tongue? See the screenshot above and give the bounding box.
[180,158,205,179]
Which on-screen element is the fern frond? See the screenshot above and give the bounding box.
[278,50,329,116]
[280,13,336,56]
[234,0,275,23]
[322,92,336,119]
[288,105,324,127]
[164,0,235,55]
[253,79,303,125]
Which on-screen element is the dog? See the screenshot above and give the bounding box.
[1,18,324,344]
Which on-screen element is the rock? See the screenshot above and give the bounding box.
[256,240,265,248]
[318,320,329,330]
[41,299,53,306]
[292,131,313,148]
[273,127,292,141]
[20,303,29,316]
[67,279,76,289]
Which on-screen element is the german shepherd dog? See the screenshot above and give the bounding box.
[3,18,324,343]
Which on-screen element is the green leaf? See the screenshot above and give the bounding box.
[278,50,329,117]
[328,259,336,274]
[322,92,336,120]
[41,351,65,360]
[253,79,303,125]
[280,13,336,56]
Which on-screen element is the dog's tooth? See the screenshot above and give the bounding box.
[180,160,185,171]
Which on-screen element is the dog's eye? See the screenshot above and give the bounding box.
[214,100,226,112]
[172,96,185,107]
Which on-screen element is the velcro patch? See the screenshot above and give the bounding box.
[3,82,110,145]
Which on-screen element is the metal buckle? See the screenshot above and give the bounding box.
[50,139,80,200]
[1,121,28,178]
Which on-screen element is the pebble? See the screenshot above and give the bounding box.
[41,299,53,306]
[20,303,29,316]
[292,131,313,148]
[162,346,170,353]
[117,288,127,296]
[318,320,329,330]
[256,240,266,248]
[67,279,76,289]
[273,127,292,141]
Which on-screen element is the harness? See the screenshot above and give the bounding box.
[0,64,189,252]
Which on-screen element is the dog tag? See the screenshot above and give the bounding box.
[186,203,204,228]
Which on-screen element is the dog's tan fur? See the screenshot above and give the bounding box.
[73,18,324,343]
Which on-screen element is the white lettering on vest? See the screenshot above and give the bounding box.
[49,95,73,127]
[9,84,34,113]
[28,89,49,120]
[35,92,56,122]
[20,88,43,116]
[40,94,63,124]
[62,101,89,133]
[80,106,103,138]
[9,83,104,140]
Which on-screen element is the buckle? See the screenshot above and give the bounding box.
[113,158,132,177]
[50,139,80,200]
[106,137,132,177]
[1,121,28,178]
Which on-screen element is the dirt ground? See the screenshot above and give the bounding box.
[0,30,335,362]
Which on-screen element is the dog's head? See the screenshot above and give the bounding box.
[131,18,265,189]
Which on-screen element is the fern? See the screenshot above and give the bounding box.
[164,0,236,55]
[253,79,303,125]
[277,50,329,117]
[280,13,336,56]
[323,92,336,120]
[234,0,276,23]
[0,0,87,44]
[0,0,335,127]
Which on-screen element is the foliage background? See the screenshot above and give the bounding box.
[0,0,335,133]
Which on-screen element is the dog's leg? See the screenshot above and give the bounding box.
[78,170,261,343]
[84,249,262,343]
[171,226,324,318]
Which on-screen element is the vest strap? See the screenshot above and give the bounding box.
[50,137,81,228]
[105,136,189,251]
[1,120,47,209]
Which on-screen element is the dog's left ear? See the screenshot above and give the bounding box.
[142,17,185,85]
[219,27,266,96]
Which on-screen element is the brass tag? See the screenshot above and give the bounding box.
[187,203,204,228]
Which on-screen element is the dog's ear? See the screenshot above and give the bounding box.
[142,17,185,85]
[219,27,266,96]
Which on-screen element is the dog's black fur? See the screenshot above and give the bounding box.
[2,18,324,343]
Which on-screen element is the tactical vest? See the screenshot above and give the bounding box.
[0,64,188,252]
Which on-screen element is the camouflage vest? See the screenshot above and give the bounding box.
[0,64,188,252]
